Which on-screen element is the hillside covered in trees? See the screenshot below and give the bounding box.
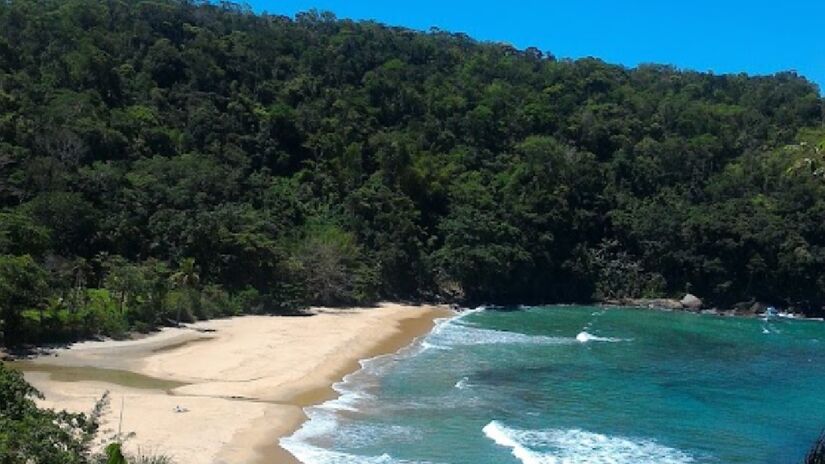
[1,0,824,345]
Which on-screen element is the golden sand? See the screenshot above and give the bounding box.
[16,303,453,464]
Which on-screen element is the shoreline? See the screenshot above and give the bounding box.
[224,306,455,464]
[9,303,454,464]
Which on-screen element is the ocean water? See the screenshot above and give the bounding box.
[281,306,825,464]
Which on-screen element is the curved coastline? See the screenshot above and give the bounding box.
[274,304,825,463]
[241,305,457,464]
[9,303,454,464]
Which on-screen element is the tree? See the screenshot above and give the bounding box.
[433,173,531,302]
[294,223,375,306]
[345,176,429,298]
[135,259,171,327]
[169,258,200,325]
[22,192,99,257]
[102,256,145,315]
[0,212,50,257]
[0,255,47,345]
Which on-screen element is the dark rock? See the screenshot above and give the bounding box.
[747,302,768,315]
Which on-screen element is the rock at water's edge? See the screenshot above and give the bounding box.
[749,302,768,315]
[680,293,703,310]
[618,297,683,310]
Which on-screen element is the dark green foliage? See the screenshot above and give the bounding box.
[293,222,377,306]
[106,443,126,464]
[0,0,824,346]
[0,362,98,463]
[0,255,47,345]
[105,443,127,464]
[0,212,49,256]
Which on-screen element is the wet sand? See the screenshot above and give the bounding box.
[12,303,453,464]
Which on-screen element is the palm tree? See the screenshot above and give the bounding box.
[169,258,199,326]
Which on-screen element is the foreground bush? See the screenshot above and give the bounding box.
[0,362,98,463]
[0,362,175,464]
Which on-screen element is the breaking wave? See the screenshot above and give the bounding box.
[483,421,695,464]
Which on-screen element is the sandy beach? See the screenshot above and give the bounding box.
[12,303,453,464]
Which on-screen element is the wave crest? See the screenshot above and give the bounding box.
[483,421,695,464]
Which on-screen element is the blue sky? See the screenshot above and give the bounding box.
[247,0,824,92]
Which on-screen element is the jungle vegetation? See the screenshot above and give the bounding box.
[1,0,824,345]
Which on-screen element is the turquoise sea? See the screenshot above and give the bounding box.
[281,306,825,463]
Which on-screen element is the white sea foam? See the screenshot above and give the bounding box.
[425,322,576,349]
[760,322,782,335]
[575,331,628,343]
[483,421,695,464]
[344,423,422,447]
[280,439,411,464]
[420,340,450,351]
[281,402,417,463]
[425,306,631,350]
[484,421,549,464]
[281,308,478,462]
[420,306,486,351]
[317,388,372,412]
[282,423,438,464]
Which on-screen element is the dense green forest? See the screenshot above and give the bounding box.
[1,0,824,345]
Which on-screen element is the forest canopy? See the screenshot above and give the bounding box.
[1,0,824,344]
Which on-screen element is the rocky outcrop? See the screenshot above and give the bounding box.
[604,296,822,319]
[749,301,769,315]
[610,297,683,310]
[607,294,703,311]
[731,301,770,316]
[680,293,702,310]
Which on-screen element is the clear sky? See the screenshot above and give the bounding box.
[246,0,824,93]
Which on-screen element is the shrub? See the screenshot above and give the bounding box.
[200,284,238,318]
[82,289,129,339]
